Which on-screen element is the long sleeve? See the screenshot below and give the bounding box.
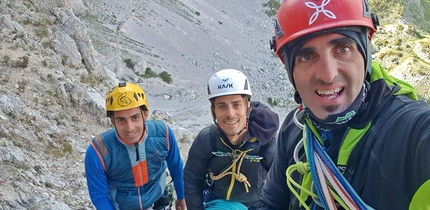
[184,127,213,210]
[260,137,277,171]
[84,145,115,210]
[165,125,185,200]
[258,112,298,210]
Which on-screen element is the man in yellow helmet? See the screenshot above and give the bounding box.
[84,82,186,210]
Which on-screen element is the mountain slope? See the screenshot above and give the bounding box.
[0,0,429,209]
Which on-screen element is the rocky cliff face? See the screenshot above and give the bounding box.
[0,0,429,209]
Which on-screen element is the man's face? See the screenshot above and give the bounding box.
[212,94,249,137]
[110,107,148,144]
[293,33,365,120]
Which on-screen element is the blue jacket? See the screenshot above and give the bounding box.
[85,120,184,210]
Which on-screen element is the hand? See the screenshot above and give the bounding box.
[175,198,186,210]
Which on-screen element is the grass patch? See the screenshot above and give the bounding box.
[35,27,48,38]
[11,56,29,68]
[80,74,103,87]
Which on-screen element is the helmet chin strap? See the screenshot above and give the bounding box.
[235,120,248,136]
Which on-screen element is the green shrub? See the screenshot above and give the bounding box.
[159,71,172,84]
[144,67,158,78]
[262,0,281,17]
[23,1,32,9]
[124,58,135,69]
[34,165,42,172]
[267,97,278,106]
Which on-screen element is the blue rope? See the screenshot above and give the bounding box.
[306,124,374,209]
[306,125,329,209]
[312,131,373,209]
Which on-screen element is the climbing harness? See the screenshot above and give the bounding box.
[286,107,374,210]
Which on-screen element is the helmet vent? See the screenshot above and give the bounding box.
[244,79,249,90]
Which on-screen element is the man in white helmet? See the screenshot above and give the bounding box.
[184,69,279,210]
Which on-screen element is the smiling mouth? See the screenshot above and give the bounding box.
[225,121,237,125]
[316,87,343,99]
[125,132,136,137]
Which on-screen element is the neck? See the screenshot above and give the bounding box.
[226,129,246,145]
[305,84,367,130]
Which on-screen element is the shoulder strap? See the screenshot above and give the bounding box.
[90,134,108,171]
[210,124,218,153]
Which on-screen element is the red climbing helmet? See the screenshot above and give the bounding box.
[271,0,378,63]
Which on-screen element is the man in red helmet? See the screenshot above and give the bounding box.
[259,0,430,209]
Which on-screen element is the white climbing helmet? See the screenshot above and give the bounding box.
[207,69,252,100]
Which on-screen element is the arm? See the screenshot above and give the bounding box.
[184,127,212,210]
[260,137,276,171]
[258,133,291,209]
[84,145,115,210]
[165,125,185,202]
[406,103,430,209]
[411,131,430,208]
[259,113,299,210]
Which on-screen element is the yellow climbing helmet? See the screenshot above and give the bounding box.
[105,82,149,112]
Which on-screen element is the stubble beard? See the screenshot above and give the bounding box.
[323,105,339,114]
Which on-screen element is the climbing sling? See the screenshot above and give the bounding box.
[207,125,252,196]
[205,124,267,201]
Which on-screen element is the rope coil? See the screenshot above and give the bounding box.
[285,112,374,210]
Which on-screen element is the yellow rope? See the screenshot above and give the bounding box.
[209,150,251,193]
[286,162,315,210]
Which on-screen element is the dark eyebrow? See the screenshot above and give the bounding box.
[131,113,141,118]
[295,36,357,58]
[115,113,140,120]
[329,36,356,46]
[295,47,315,58]
[215,99,242,106]
[115,116,125,121]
